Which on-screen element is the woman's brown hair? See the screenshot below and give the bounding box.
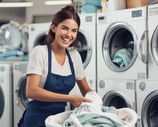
[45,5,80,48]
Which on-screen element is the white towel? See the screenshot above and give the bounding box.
[73,91,103,115]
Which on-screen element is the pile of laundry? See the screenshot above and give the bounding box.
[45,92,138,127]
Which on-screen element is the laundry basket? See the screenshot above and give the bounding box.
[45,108,138,127]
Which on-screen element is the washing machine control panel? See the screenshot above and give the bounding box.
[132,10,142,18]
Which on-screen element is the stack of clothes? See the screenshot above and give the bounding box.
[81,0,102,13]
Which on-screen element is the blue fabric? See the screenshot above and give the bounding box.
[81,0,102,13]
[23,44,76,127]
[81,4,101,13]
[63,106,125,127]
[85,0,102,7]
[0,50,23,59]
[0,49,28,61]
[112,48,133,68]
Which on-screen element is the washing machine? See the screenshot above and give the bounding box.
[97,79,136,111]
[136,79,158,127]
[72,13,97,91]
[0,63,13,127]
[67,13,97,110]
[28,22,50,55]
[78,13,97,91]
[13,62,28,127]
[97,6,148,80]
[147,4,158,80]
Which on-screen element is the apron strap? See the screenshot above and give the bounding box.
[47,44,52,73]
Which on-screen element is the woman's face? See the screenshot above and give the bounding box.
[52,19,78,48]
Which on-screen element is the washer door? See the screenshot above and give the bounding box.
[151,26,158,65]
[102,90,132,109]
[141,90,158,127]
[33,32,47,46]
[77,29,92,69]
[16,75,28,109]
[0,86,4,118]
[102,22,137,72]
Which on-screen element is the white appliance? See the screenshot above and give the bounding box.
[97,79,136,111]
[136,79,158,127]
[147,4,158,79]
[0,63,13,127]
[68,13,97,110]
[13,62,28,127]
[97,6,148,80]
[28,22,50,54]
[78,13,97,91]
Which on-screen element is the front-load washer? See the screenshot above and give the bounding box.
[68,13,97,110]
[97,79,136,111]
[147,4,158,80]
[97,6,148,80]
[28,22,50,55]
[13,62,28,127]
[78,13,97,91]
[0,63,13,127]
[70,13,97,92]
[136,79,158,127]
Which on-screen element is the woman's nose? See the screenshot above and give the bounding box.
[66,30,72,36]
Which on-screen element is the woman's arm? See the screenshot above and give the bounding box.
[76,77,94,96]
[26,74,92,107]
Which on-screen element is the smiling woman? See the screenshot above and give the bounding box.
[18,5,94,127]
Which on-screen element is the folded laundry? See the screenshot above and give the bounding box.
[0,49,28,61]
[85,0,102,7]
[81,3,102,13]
[81,0,102,13]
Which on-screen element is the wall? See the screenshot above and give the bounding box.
[0,0,84,24]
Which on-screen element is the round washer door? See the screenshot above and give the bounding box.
[102,91,132,109]
[141,90,158,127]
[102,22,137,72]
[77,29,92,69]
[0,86,4,118]
[16,75,28,109]
[33,32,47,46]
[151,26,158,65]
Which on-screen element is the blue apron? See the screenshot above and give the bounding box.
[23,44,75,127]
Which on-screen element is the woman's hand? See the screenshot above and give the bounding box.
[69,95,92,107]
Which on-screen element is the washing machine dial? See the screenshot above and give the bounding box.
[139,82,146,91]
[99,80,105,89]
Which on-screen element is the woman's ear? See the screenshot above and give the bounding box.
[51,24,56,32]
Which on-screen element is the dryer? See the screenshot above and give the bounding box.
[97,79,136,111]
[0,63,13,127]
[28,22,50,55]
[13,62,28,127]
[97,6,148,80]
[136,79,158,127]
[147,4,158,79]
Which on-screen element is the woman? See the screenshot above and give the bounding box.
[21,5,93,127]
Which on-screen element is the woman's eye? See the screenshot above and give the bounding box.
[72,30,77,33]
[62,27,67,30]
